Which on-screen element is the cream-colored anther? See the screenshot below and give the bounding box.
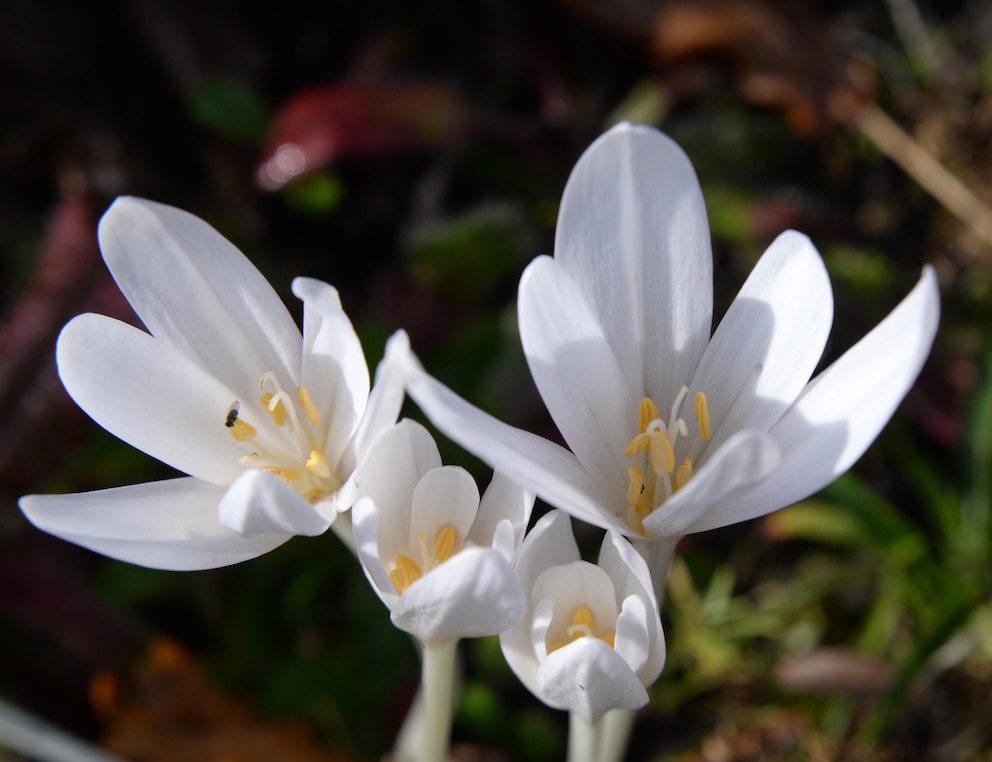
[638,397,661,432]
[306,450,331,479]
[648,429,675,476]
[390,554,423,595]
[228,419,257,442]
[297,387,321,425]
[259,391,288,426]
[694,391,711,441]
[673,460,694,492]
[433,525,457,564]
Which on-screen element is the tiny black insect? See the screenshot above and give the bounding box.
[225,402,240,428]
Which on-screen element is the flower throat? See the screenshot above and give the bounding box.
[624,386,710,534]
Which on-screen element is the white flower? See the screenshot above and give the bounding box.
[20,197,403,570]
[352,419,533,645]
[388,122,940,570]
[500,509,665,725]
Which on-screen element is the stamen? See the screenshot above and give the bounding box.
[668,386,690,431]
[259,392,288,426]
[638,398,660,432]
[673,460,694,492]
[306,450,331,479]
[648,430,675,476]
[433,526,456,563]
[228,419,257,442]
[624,432,650,458]
[297,387,321,425]
[390,554,423,595]
[694,391,711,441]
[566,605,596,640]
[626,467,650,518]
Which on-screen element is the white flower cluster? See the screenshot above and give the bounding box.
[20,124,940,760]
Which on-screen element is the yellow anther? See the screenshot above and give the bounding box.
[297,387,321,425]
[228,419,257,442]
[264,466,302,485]
[648,430,675,476]
[626,467,652,519]
[602,632,615,648]
[260,392,288,426]
[433,525,457,564]
[694,391,711,441]
[390,554,423,595]
[624,432,650,458]
[673,459,694,492]
[571,604,595,631]
[306,450,331,479]
[638,397,660,432]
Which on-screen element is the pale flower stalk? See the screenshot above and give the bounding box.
[500,509,665,760]
[351,418,533,762]
[20,197,403,570]
[387,122,941,587]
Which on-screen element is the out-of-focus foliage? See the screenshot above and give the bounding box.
[1,0,990,760]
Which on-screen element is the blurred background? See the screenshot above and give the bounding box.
[1,0,990,759]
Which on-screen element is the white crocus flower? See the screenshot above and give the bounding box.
[501,509,665,726]
[387,122,940,581]
[20,197,403,570]
[352,418,533,645]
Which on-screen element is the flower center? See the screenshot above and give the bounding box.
[224,371,342,504]
[552,604,615,651]
[389,525,458,595]
[623,385,711,535]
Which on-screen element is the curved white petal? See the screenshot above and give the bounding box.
[356,419,441,563]
[689,231,833,454]
[98,197,301,396]
[388,334,632,535]
[19,478,289,570]
[500,511,580,695]
[352,496,398,607]
[470,472,534,550]
[613,595,651,675]
[535,637,649,724]
[641,429,781,539]
[218,469,331,537]
[409,466,480,549]
[292,277,369,471]
[599,531,665,684]
[58,314,247,485]
[688,266,940,533]
[347,343,408,472]
[518,256,634,493]
[554,123,713,408]
[391,546,525,644]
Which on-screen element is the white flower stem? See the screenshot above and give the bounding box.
[567,713,601,762]
[420,638,459,762]
[598,708,636,762]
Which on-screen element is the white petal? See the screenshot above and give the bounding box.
[689,231,833,454]
[409,466,480,551]
[554,123,713,408]
[518,256,634,492]
[613,595,651,675]
[500,511,580,698]
[535,637,649,724]
[19,478,288,570]
[292,277,369,471]
[58,314,247,485]
[218,470,331,537]
[389,335,632,535]
[391,546,525,644]
[641,429,781,539]
[598,531,665,685]
[469,472,534,550]
[530,598,555,663]
[352,496,400,607]
[356,420,441,563]
[688,266,940,533]
[98,197,301,396]
[347,339,408,471]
